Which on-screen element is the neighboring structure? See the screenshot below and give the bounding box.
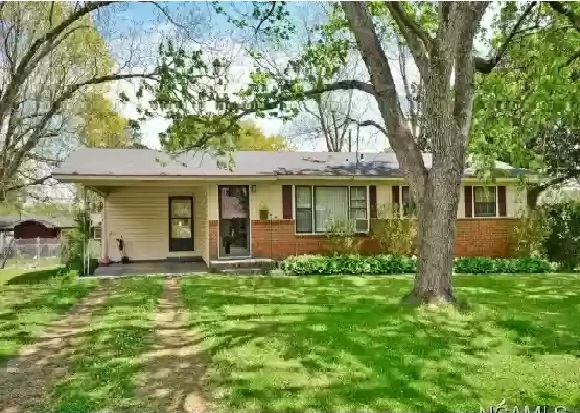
[52,148,528,266]
[0,215,75,239]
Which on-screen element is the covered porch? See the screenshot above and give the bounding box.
[93,260,208,276]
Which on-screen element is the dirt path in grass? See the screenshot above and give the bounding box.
[136,276,209,413]
[0,279,117,413]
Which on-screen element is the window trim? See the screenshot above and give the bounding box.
[293,185,370,235]
[471,185,499,218]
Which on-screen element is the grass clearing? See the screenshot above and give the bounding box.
[181,274,580,413]
[49,277,164,413]
[0,268,97,365]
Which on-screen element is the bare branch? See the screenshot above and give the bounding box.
[255,2,277,35]
[5,174,53,193]
[386,2,430,77]
[346,117,388,136]
[341,1,427,192]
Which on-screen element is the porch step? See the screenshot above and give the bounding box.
[209,258,276,274]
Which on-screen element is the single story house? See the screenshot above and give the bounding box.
[52,148,527,267]
[0,215,75,239]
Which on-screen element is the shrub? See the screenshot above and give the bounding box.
[282,255,552,275]
[511,208,548,258]
[282,254,416,275]
[62,210,98,275]
[454,257,552,274]
[325,219,364,255]
[371,204,417,256]
[541,201,580,271]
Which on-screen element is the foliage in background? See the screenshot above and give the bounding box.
[371,204,417,256]
[510,208,549,258]
[471,3,580,207]
[61,210,96,276]
[82,92,142,149]
[324,219,363,255]
[541,201,580,271]
[282,255,552,276]
[160,116,290,153]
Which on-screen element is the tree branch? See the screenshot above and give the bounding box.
[5,174,53,193]
[386,2,431,77]
[341,1,427,195]
[474,1,538,74]
[548,1,580,32]
[255,2,277,35]
[346,117,388,136]
[0,1,114,123]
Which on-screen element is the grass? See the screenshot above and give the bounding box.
[181,275,580,413]
[0,267,97,365]
[49,277,164,413]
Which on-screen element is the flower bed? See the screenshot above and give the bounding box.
[281,255,552,275]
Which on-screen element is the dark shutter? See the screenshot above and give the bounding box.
[282,185,293,219]
[369,185,377,219]
[464,186,473,218]
[497,185,507,217]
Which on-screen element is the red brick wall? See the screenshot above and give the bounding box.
[250,218,517,259]
[454,218,517,257]
[209,220,218,259]
[209,218,517,260]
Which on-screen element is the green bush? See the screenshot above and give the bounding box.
[62,210,98,275]
[453,257,552,274]
[282,254,417,275]
[541,201,580,271]
[282,255,553,275]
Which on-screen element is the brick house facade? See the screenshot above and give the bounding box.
[54,149,526,265]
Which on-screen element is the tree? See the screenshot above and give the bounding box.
[0,1,204,200]
[153,2,580,304]
[81,92,142,148]
[471,3,580,209]
[160,116,290,152]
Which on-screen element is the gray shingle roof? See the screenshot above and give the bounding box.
[52,148,525,179]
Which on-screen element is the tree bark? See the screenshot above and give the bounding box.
[342,2,487,306]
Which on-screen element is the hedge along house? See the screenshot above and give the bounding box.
[52,148,527,269]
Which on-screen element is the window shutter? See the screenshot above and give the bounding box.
[497,186,507,217]
[464,186,473,218]
[392,185,400,215]
[282,185,293,219]
[369,185,377,219]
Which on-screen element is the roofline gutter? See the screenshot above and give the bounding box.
[52,173,524,183]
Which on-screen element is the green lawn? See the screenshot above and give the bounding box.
[181,275,580,413]
[0,267,97,365]
[49,277,163,413]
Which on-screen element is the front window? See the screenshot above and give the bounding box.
[401,186,417,217]
[473,186,497,217]
[295,186,368,233]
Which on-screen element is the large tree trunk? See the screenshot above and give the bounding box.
[404,168,463,304]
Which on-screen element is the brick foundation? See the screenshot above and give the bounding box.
[209,218,517,260]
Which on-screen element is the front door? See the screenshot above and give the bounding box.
[218,185,250,257]
[169,197,194,252]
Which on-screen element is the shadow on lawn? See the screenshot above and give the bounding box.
[180,276,507,413]
[5,267,63,285]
